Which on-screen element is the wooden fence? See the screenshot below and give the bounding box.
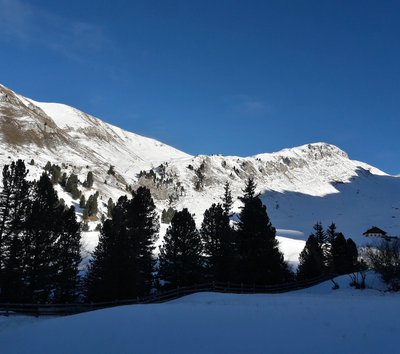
[0,274,334,317]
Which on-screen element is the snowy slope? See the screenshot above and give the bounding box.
[1,83,399,259]
[0,276,399,354]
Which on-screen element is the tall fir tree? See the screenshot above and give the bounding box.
[326,222,338,245]
[236,180,291,284]
[200,203,236,282]
[126,187,159,296]
[222,181,233,216]
[84,171,94,188]
[159,209,203,288]
[0,160,32,301]
[53,206,82,303]
[239,177,257,203]
[86,188,158,301]
[297,235,326,280]
[22,173,62,303]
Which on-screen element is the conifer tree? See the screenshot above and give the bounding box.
[222,181,233,216]
[200,203,236,281]
[84,193,98,219]
[79,195,86,209]
[346,238,359,272]
[84,171,94,188]
[239,177,256,203]
[23,173,62,303]
[159,209,203,288]
[331,233,359,275]
[236,179,291,284]
[107,197,114,218]
[0,160,32,301]
[297,235,326,280]
[85,218,118,301]
[86,188,158,301]
[53,206,81,302]
[326,222,338,245]
[127,187,159,295]
[66,173,80,199]
[330,232,348,274]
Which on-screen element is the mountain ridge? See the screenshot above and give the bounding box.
[0,83,399,247]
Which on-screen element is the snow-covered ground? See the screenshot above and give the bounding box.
[0,275,398,354]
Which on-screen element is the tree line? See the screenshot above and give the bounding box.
[0,160,363,304]
[0,160,81,303]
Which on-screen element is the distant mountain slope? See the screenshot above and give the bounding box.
[0,83,399,247]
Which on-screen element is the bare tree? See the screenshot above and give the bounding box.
[363,239,400,290]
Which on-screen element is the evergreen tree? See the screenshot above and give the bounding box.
[49,164,61,185]
[346,238,359,272]
[236,192,291,284]
[326,222,338,245]
[239,177,257,203]
[53,206,81,302]
[0,160,32,301]
[84,193,98,219]
[127,187,159,295]
[85,218,118,301]
[161,207,176,224]
[330,232,348,275]
[107,197,114,218]
[159,209,203,288]
[200,203,236,281]
[297,235,326,280]
[60,172,67,187]
[222,181,233,216]
[66,173,80,199]
[86,188,158,301]
[312,222,327,247]
[22,173,62,303]
[330,233,359,275]
[84,171,94,188]
[79,195,86,209]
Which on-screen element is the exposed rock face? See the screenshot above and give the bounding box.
[1,83,398,241]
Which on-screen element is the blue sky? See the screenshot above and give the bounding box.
[1,0,399,174]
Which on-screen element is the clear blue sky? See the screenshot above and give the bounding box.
[1,0,399,174]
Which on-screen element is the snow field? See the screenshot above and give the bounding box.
[0,276,398,354]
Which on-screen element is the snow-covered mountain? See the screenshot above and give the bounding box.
[1,83,399,250]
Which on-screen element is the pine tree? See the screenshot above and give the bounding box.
[53,206,81,302]
[222,182,233,216]
[330,232,348,274]
[127,187,159,296]
[326,222,337,245]
[346,238,359,273]
[84,193,98,219]
[66,173,80,199]
[60,172,67,187]
[297,235,326,280]
[330,234,359,275]
[0,160,32,301]
[86,188,158,301]
[239,177,257,203]
[84,171,94,188]
[159,209,203,288]
[22,173,62,303]
[79,195,86,209]
[200,203,236,281]
[85,218,119,301]
[107,197,114,218]
[236,193,291,284]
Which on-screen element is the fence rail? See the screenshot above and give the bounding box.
[0,274,334,317]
